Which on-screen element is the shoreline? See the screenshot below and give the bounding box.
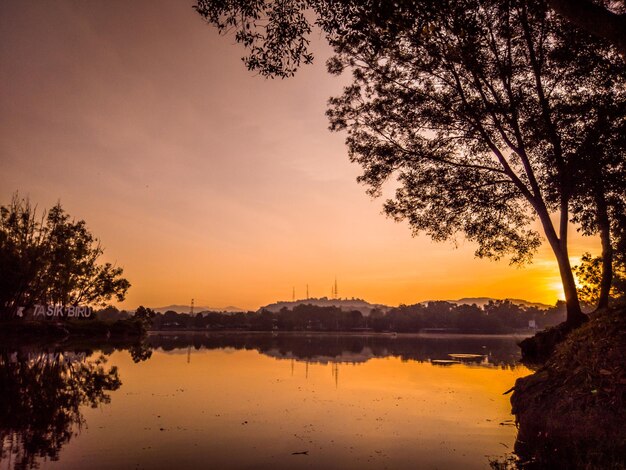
[148,329,535,339]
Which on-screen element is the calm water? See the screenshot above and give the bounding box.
[1,333,531,469]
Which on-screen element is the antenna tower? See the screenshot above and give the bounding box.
[190,298,194,315]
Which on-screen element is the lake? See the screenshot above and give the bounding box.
[0,333,531,469]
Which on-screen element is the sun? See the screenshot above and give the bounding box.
[548,279,566,301]
[547,273,585,302]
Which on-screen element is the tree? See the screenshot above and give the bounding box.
[95,305,131,321]
[546,0,626,58]
[323,0,625,321]
[0,196,47,317]
[133,305,156,329]
[195,0,626,325]
[574,252,626,306]
[134,305,156,320]
[0,195,130,318]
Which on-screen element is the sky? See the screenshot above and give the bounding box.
[0,0,600,311]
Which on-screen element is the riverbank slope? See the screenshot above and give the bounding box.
[510,306,626,468]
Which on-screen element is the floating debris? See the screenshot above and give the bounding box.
[431,359,461,365]
[448,353,485,359]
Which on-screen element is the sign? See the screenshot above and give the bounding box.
[17,304,93,319]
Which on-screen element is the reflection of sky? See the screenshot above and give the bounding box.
[40,347,529,469]
[0,1,599,311]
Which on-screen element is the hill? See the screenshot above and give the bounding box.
[259,298,389,316]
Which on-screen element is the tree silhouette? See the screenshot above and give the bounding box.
[195,0,626,324]
[0,194,130,318]
[574,253,626,306]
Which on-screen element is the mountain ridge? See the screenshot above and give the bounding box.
[144,297,553,315]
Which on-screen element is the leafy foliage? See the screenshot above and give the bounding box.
[546,0,626,58]
[322,0,625,263]
[575,253,626,306]
[195,0,314,77]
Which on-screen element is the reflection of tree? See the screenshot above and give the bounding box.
[148,333,523,368]
[128,341,152,363]
[0,350,121,470]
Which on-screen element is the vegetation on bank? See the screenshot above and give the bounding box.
[95,300,566,334]
[0,317,149,341]
[0,195,130,320]
[0,194,139,341]
[510,306,626,469]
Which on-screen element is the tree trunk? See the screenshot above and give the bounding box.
[536,208,586,326]
[553,244,586,326]
[595,190,613,309]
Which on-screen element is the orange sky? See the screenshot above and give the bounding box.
[0,0,599,311]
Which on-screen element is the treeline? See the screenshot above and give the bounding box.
[99,300,566,334]
[369,301,565,333]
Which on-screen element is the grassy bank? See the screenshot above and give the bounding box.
[510,307,626,468]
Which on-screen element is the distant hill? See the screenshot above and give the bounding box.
[259,298,389,316]
[148,297,551,315]
[150,304,245,314]
[442,297,553,310]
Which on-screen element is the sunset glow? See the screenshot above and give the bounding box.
[55,343,531,469]
[0,0,599,311]
[1,3,623,469]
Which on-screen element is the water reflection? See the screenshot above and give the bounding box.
[0,346,136,470]
[0,335,530,470]
[147,332,527,368]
